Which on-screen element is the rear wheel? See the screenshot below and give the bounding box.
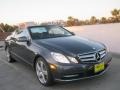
[6,47,16,63]
[35,57,54,86]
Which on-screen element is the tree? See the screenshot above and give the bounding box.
[83,20,90,25]
[111,9,119,17]
[68,16,74,21]
[0,23,18,32]
[90,16,97,24]
[74,19,80,26]
[67,16,79,26]
[67,16,75,26]
[100,17,107,24]
[111,9,120,22]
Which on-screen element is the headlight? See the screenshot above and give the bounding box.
[68,56,78,63]
[51,52,70,63]
[51,52,78,64]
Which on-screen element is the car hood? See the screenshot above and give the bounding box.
[34,36,105,56]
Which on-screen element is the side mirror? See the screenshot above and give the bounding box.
[17,36,29,42]
[71,32,75,35]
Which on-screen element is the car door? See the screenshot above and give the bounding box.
[8,30,21,59]
[8,29,23,60]
[14,29,35,65]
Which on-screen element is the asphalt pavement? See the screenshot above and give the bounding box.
[0,46,120,90]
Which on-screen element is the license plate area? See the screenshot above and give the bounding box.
[94,62,104,73]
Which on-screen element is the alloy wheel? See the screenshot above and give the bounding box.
[36,60,48,84]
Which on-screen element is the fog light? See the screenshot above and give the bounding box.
[50,64,56,70]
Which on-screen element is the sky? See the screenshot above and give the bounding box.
[0,0,120,25]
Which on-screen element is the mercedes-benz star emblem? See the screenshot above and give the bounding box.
[95,53,101,61]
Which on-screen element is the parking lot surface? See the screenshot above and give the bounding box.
[0,47,120,90]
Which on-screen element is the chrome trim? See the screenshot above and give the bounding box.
[99,50,106,55]
[78,49,106,63]
[63,74,79,78]
[77,49,102,56]
[80,54,95,59]
[55,65,110,82]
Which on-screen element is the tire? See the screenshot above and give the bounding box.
[35,57,54,86]
[5,47,16,63]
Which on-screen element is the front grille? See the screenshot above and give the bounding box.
[99,49,106,59]
[78,49,106,63]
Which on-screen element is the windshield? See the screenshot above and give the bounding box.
[29,26,73,39]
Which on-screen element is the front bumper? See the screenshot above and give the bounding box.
[51,53,112,82]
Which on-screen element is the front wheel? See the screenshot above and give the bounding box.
[5,47,16,63]
[35,57,54,86]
